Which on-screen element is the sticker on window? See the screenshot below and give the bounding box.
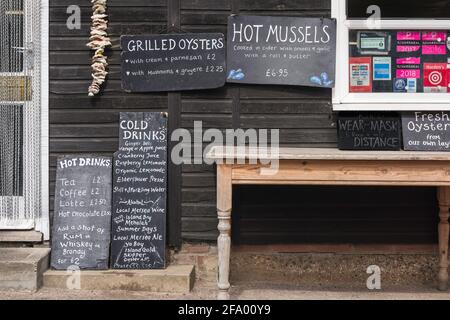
[424,63,447,93]
[350,57,372,92]
[373,57,391,81]
[357,31,391,55]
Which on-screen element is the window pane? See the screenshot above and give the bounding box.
[347,0,450,19]
[349,30,450,93]
[0,105,23,196]
[0,0,24,73]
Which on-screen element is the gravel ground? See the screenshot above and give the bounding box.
[1,282,450,300]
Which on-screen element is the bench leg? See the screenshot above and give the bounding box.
[437,187,450,291]
[217,164,232,300]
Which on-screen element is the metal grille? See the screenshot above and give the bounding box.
[0,0,24,72]
[0,0,41,230]
[0,105,23,196]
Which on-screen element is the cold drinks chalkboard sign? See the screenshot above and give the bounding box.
[121,33,226,92]
[402,112,450,151]
[51,156,112,270]
[227,15,337,87]
[111,112,167,269]
[338,113,402,151]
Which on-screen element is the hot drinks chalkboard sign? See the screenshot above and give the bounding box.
[121,33,226,92]
[402,112,450,151]
[51,156,112,270]
[111,112,167,269]
[338,113,402,151]
[227,15,337,87]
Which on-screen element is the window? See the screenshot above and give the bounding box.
[347,0,450,19]
[332,0,450,111]
[0,0,25,196]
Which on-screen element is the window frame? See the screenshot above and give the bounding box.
[332,0,450,111]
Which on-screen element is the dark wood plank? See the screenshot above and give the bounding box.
[167,0,183,248]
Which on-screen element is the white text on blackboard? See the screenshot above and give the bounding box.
[232,23,331,44]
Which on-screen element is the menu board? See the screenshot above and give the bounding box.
[121,33,226,92]
[227,15,337,87]
[402,112,450,151]
[111,112,167,269]
[51,156,112,270]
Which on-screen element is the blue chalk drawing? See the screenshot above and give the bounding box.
[228,69,245,81]
[310,72,334,87]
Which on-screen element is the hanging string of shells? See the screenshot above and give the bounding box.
[87,0,111,96]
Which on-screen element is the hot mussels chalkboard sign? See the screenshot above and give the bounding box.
[111,112,167,269]
[121,33,226,92]
[227,15,337,87]
[51,156,112,270]
[402,112,450,151]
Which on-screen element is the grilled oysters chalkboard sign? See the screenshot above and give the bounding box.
[227,15,337,87]
[121,33,226,92]
[402,112,450,151]
[51,156,112,270]
[338,113,402,151]
[111,112,167,269]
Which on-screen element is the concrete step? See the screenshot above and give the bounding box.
[0,231,43,243]
[43,265,195,293]
[0,248,50,292]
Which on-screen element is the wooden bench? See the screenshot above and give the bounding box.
[206,147,450,299]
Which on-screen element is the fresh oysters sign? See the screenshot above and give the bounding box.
[226,15,337,87]
[402,112,450,151]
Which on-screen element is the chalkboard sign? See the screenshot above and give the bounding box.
[111,112,167,269]
[51,156,112,270]
[338,113,402,151]
[402,112,450,151]
[121,33,226,92]
[227,15,336,87]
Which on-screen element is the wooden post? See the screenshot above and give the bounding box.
[437,187,450,291]
[217,164,232,300]
[167,0,182,248]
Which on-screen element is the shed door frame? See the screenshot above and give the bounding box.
[0,0,49,240]
[39,0,49,241]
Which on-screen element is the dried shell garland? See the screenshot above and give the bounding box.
[87,0,112,96]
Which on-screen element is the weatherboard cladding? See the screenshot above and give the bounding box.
[50,0,439,246]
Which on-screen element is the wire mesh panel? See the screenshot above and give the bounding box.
[0,0,41,230]
[0,105,23,196]
[0,0,24,73]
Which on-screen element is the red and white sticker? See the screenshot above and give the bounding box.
[423,45,446,55]
[349,57,372,92]
[396,69,420,79]
[422,31,447,55]
[396,31,421,53]
[422,32,446,41]
[424,63,447,93]
[396,57,421,79]
[396,57,421,65]
[397,32,421,41]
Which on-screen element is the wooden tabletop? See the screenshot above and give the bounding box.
[206,147,450,161]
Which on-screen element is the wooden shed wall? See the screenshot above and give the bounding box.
[49,0,440,246]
